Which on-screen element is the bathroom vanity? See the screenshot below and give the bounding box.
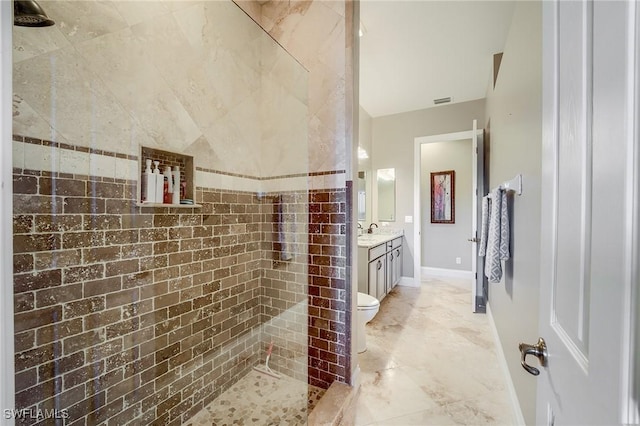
[357,231,403,301]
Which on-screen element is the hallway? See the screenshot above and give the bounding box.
[355,278,514,425]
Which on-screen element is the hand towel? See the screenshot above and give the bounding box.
[498,189,510,261]
[478,195,490,257]
[483,188,510,283]
[275,196,293,261]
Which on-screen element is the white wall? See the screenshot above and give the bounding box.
[358,106,372,171]
[358,106,373,225]
[420,139,472,271]
[484,2,542,424]
[371,99,485,277]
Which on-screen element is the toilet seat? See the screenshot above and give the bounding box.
[357,292,379,309]
[356,292,380,353]
[358,304,379,311]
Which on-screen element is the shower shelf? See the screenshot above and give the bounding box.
[138,146,197,207]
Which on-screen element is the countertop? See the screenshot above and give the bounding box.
[357,230,404,248]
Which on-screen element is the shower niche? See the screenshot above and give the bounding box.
[136,146,200,207]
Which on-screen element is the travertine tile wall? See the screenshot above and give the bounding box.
[12,0,308,178]
[260,193,310,381]
[237,0,350,173]
[12,140,274,424]
[258,188,349,389]
[12,135,352,424]
[235,0,354,388]
[307,189,349,389]
[12,3,354,425]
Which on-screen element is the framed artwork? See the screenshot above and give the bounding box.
[430,170,455,224]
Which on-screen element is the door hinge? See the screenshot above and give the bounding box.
[475,272,477,279]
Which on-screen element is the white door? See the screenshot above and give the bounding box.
[471,121,486,313]
[533,1,638,424]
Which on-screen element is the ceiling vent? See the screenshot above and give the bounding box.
[433,97,452,105]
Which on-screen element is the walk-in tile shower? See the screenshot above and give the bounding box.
[10,1,347,423]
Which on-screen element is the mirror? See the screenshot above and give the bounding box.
[377,168,396,221]
[357,171,366,221]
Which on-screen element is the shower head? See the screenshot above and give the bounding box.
[14,0,55,27]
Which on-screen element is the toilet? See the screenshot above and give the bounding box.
[357,292,380,353]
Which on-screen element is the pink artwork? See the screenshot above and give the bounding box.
[431,170,455,224]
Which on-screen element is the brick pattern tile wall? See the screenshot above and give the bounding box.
[12,142,351,424]
[13,169,265,425]
[307,190,350,389]
[260,193,309,382]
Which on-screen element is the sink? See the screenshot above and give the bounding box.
[357,234,388,246]
[357,230,404,247]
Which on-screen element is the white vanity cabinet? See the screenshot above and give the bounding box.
[357,234,404,302]
[359,242,387,301]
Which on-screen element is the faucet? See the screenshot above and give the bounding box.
[367,223,378,234]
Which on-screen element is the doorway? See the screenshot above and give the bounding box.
[413,126,485,312]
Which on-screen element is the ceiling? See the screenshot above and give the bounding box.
[359,1,516,118]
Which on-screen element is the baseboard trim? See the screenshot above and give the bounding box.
[421,267,473,280]
[398,276,419,287]
[487,304,526,426]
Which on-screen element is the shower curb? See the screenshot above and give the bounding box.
[308,380,360,426]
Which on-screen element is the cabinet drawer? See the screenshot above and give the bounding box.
[388,237,402,249]
[368,244,387,261]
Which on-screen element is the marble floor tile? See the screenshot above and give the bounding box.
[356,279,514,426]
[356,367,440,424]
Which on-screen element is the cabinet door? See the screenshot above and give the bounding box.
[367,259,377,298]
[357,247,369,294]
[368,257,385,300]
[393,247,402,287]
[377,257,387,300]
[370,257,386,301]
[386,252,393,294]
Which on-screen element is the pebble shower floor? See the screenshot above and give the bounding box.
[185,370,325,425]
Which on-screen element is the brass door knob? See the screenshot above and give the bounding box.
[518,337,547,376]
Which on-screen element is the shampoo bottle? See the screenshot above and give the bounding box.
[154,161,163,203]
[163,166,172,204]
[172,166,180,204]
[142,159,154,203]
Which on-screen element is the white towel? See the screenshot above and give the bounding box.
[481,188,510,283]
